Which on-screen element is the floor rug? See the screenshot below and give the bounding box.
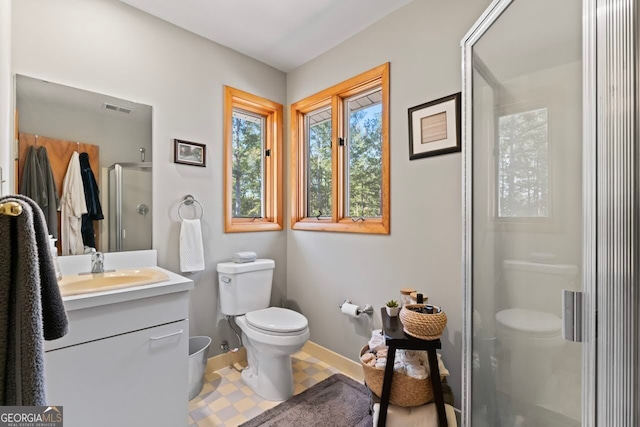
[240,374,372,427]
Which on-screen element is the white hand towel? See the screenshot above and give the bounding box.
[406,364,427,380]
[374,358,387,370]
[368,335,386,352]
[399,350,419,364]
[393,361,406,374]
[438,353,450,377]
[180,219,204,272]
[423,353,450,378]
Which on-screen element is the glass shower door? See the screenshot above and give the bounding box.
[464,0,584,426]
[119,166,152,251]
[108,163,152,252]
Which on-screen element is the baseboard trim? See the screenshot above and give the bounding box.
[302,341,364,382]
[205,347,247,373]
[204,341,364,382]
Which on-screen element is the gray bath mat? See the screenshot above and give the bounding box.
[240,373,372,427]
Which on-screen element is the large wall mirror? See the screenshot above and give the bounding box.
[14,75,153,255]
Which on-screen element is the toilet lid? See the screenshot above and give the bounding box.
[245,307,308,333]
[495,308,562,335]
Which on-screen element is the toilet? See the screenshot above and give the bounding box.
[495,259,578,404]
[217,259,310,401]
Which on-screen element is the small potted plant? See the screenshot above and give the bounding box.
[385,299,400,317]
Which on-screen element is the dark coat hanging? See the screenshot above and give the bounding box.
[36,147,60,239]
[79,152,103,249]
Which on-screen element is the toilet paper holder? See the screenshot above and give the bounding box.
[339,299,374,316]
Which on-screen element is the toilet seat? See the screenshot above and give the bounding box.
[245,307,308,335]
[495,308,562,338]
[236,314,310,347]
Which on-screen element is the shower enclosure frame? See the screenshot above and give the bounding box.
[460,0,597,426]
[107,162,152,252]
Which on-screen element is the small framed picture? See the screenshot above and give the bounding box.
[174,139,206,167]
[408,92,461,160]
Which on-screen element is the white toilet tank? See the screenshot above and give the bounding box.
[502,260,578,317]
[217,259,275,316]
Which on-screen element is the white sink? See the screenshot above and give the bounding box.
[58,268,170,297]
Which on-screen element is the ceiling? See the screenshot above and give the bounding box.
[118,0,414,72]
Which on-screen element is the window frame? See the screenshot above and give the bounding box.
[223,86,283,232]
[290,63,390,234]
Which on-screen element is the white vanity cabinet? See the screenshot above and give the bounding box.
[44,266,193,427]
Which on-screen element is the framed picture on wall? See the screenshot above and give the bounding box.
[408,92,461,160]
[174,139,206,167]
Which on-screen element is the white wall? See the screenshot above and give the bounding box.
[16,99,152,170]
[286,0,491,404]
[10,0,288,356]
[0,0,11,197]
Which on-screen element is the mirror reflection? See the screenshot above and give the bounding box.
[15,75,152,255]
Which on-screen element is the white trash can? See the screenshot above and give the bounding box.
[188,336,211,400]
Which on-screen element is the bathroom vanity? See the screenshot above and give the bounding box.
[45,251,193,427]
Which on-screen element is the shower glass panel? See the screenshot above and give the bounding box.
[108,162,152,252]
[468,0,583,425]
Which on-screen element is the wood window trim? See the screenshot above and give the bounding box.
[223,86,283,233]
[290,63,390,235]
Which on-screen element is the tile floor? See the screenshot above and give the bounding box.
[187,351,343,427]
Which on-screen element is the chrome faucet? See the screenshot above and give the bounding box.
[91,252,104,273]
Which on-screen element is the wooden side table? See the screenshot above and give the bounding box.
[377,308,447,427]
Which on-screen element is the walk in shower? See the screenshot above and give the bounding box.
[463,0,586,425]
[463,0,640,425]
[107,162,152,252]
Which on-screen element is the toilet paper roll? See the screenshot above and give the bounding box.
[341,302,361,318]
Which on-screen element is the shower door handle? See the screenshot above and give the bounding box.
[562,290,583,342]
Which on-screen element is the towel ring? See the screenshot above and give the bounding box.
[178,195,204,220]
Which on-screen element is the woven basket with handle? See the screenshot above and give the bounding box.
[360,345,434,407]
[399,304,447,340]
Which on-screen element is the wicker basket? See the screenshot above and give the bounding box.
[399,305,447,340]
[360,345,433,407]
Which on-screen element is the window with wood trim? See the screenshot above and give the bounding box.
[290,63,390,234]
[224,86,283,232]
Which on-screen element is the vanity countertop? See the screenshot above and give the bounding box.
[57,250,194,312]
[60,266,193,312]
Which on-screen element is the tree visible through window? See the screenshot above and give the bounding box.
[290,63,390,234]
[346,90,382,218]
[498,108,549,218]
[224,86,283,233]
[232,110,263,218]
[306,107,332,218]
